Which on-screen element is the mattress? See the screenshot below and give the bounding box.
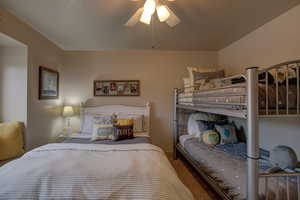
[179,83,299,112]
[180,138,298,199]
[0,143,194,200]
[181,138,268,199]
[63,136,150,145]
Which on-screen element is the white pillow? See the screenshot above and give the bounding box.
[187,114,201,137]
[81,114,94,134]
[117,114,144,133]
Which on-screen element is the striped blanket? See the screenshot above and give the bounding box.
[0,143,194,200]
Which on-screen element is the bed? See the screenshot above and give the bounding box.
[177,137,299,200]
[174,60,300,200]
[0,102,194,200]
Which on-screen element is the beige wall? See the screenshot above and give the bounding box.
[219,5,300,156]
[0,45,27,123]
[0,8,64,150]
[61,51,218,152]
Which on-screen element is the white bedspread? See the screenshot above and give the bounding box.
[0,143,194,200]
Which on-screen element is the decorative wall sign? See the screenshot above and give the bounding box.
[39,66,59,100]
[94,80,140,96]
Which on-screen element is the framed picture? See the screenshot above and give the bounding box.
[94,80,140,96]
[39,66,59,100]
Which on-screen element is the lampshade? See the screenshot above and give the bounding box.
[157,5,170,22]
[140,11,152,25]
[143,0,156,15]
[62,106,74,117]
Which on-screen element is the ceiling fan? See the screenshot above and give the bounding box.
[125,0,180,27]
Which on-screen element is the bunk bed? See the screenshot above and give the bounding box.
[173,60,300,200]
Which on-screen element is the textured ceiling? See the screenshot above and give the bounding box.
[0,0,299,51]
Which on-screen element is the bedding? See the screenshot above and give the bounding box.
[0,143,194,200]
[184,82,299,111]
[179,137,298,199]
[63,136,150,144]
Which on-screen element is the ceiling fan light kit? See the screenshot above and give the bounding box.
[140,11,152,24]
[157,5,170,22]
[125,0,180,27]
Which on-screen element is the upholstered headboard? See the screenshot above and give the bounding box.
[80,100,151,136]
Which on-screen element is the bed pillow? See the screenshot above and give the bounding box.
[215,124,238,144]
[187,67,216,85]
[91,124,115,141]
[202,130,220,146]
[112,124,134,141]
[81,114,94,134]
[193,70,225,82]
[91,115,116,141]
[117,114,144,133]
[0,122,25,161]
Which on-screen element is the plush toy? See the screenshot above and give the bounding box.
[268,145,299,173]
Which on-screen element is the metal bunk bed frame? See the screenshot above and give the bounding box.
[173,60,300,200]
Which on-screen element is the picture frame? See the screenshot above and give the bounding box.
[94,80,140,96]
[39,66,59,100]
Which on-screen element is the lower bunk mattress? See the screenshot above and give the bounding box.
[179,137,299,200]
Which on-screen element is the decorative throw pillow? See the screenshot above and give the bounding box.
[93,114,116,124]
[91,115,116,141]
[0,122,25,160]
[91,124,115,141]
[202,130,220,146]
[81,114,116,134]
[112,124,134,141]
[215,124,238,144]
[117,114,143,132]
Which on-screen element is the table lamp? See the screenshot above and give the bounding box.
[62,106,74,134]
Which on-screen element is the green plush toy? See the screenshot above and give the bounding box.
[202,130,220,145]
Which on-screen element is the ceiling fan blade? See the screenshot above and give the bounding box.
[124,8,144,27]
[165,6,180,27]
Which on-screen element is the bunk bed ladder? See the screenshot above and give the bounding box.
[246,67,259,200]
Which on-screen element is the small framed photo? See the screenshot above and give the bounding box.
[94,80,140,96]
[39,66,59,100]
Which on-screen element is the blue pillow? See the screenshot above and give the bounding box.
[215,124,238,144]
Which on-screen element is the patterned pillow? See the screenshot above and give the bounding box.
[192,70,224,82]
[91,124,114,141]
[91,115,116,141]
[215,124,238,144]
[112,124,134,141]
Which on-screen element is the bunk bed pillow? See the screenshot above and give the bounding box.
[215,124,238,144]
[202,130,220,145]
[187,113,220,137]
[193,69,224,82]
[187,67,216,86]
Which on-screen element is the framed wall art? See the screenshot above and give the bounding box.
[39,66,59,100]
[94,80,140,96]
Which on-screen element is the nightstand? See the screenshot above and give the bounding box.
[54,132,86,143]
